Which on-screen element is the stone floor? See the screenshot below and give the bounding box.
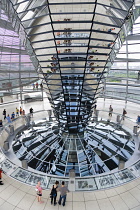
[0,173,140,210]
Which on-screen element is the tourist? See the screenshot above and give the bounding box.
[122,108,127,120]
[16,107,19,117]
[35,182,43,203]
[32,83,35,90]
[6,114,12,123]
[58,181,69,206]
[94,104,97,115]
[20,107,23,115]
[11,112,15,120]
[0,168,2,179]
[108,42,114,48]
[36,82,38,89]
[0,168,3,185]
[108,28,115,32]
[29,107,33,117]
[50,181,59,206]
[40,83,43,90]
[1,98,3,103]
[0,120,3,127]
[94,104,97,110]
[109,105,113,117]
[3,109,6,120]
[22,110,25,115]
[136,115,140,126]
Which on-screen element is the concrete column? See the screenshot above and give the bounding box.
[69,169,75,191]
[9,125,14,135]
[118,160,125,170]
[116,115,120,123]
[94,110,99,121]
[48,110,52,121]
[22,160,28,169]
[133,126,138,135]
[25,115,31,126]
[69,169,75,178]
[3,141,9,151]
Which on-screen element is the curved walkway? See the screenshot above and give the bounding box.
[0,174,140,210]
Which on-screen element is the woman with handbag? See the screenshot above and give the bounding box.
[50,181,59,206]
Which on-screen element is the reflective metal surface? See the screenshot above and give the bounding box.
[12,119,135,177]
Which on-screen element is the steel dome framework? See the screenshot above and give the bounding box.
[0,0,136,132]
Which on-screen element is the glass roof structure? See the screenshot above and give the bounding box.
[0,7,38,90]
[102,18,140,104]
[1,0,135,133]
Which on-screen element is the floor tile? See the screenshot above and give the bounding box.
[73,201,86,210]
[85,201,100,210]
[58,201,72,210]
[18,184,31,193]
[105,188,118,197]
[0,197,5,206]
[0,202,15,210]
[124,182,138,191]
[27,186,36,195]
[0,181,10,192]
[66,192,72,202]
[72,192,84,201]
[17,194,35,210]
[115,185,127,194]
[0,185,17,200]
[94,191,107,200]
[11,181,23,189]
[44,200,59,210]
[84,192,96,201]
[134,178,140,185]
[109,195,129,210]
[7,189,25,206]
[121,191,139,209]
[98,198,114,210]
[129,187,140,202]
[136,184,140,191]
[42,189,50,199]
[30,198,47,210]
[131,206,140,210]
